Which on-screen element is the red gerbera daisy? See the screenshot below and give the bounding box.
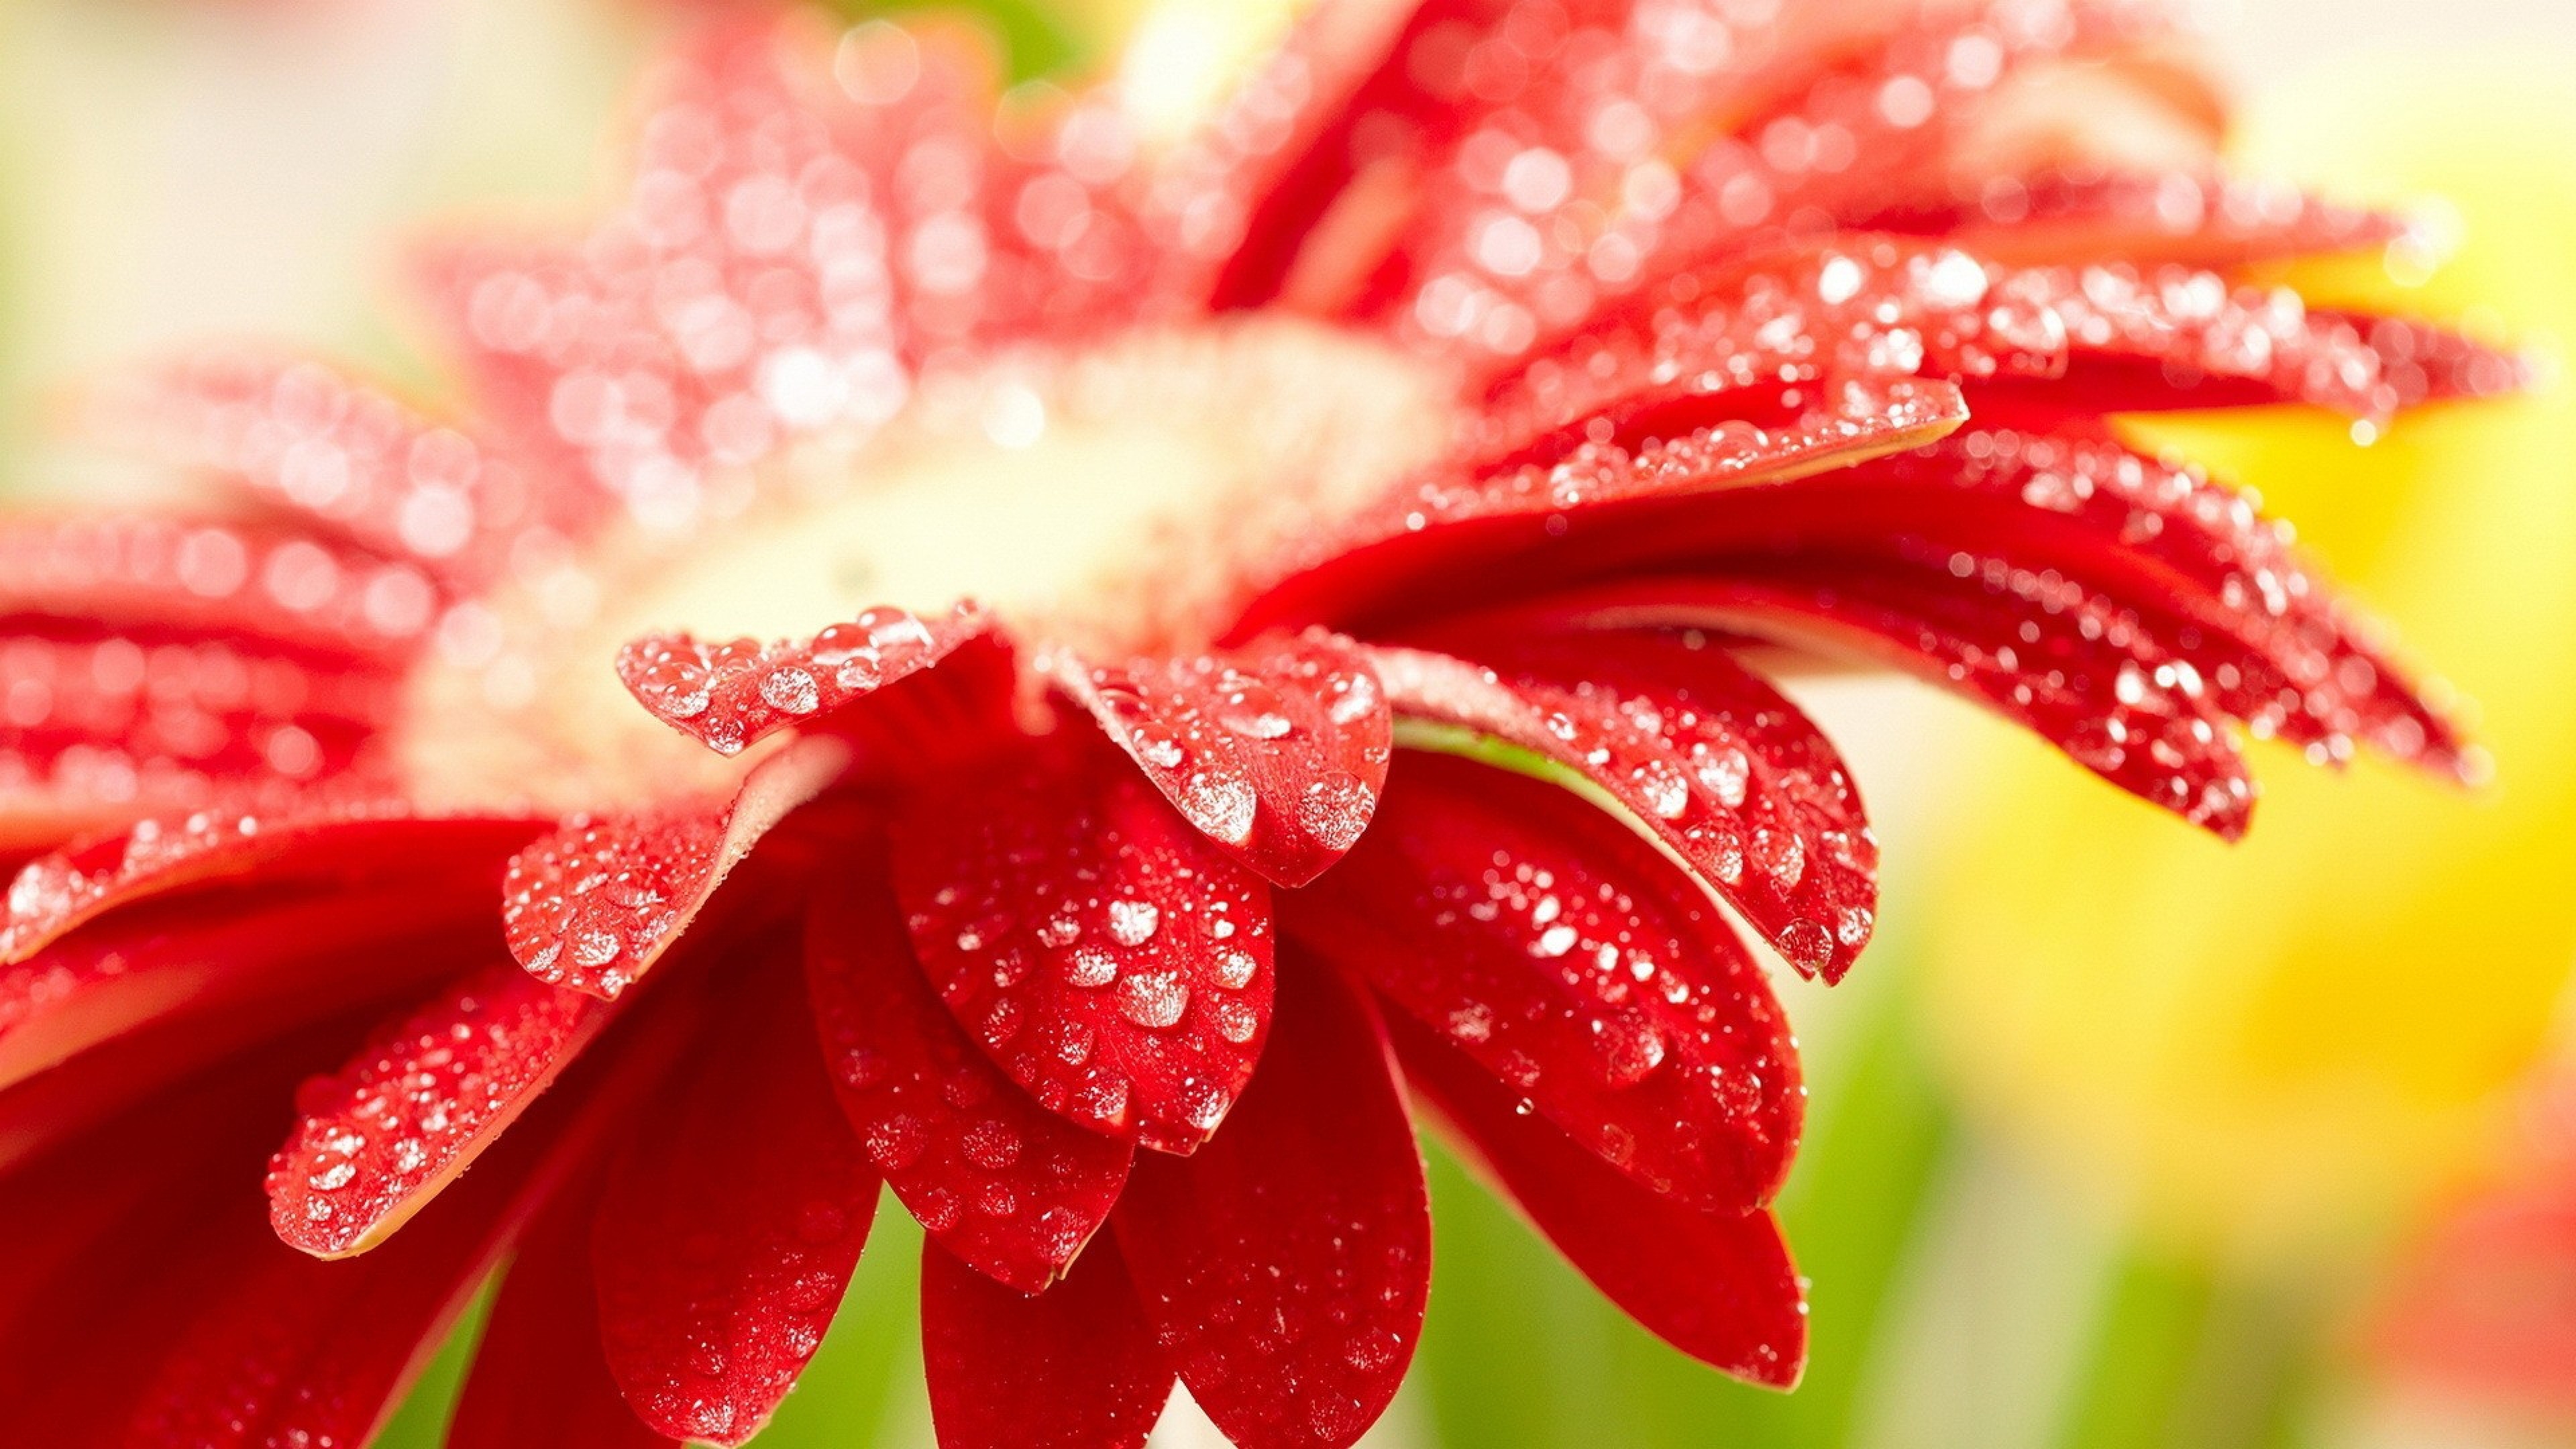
[0,3,2519,1446]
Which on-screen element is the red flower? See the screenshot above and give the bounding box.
[0,5,2517,1446]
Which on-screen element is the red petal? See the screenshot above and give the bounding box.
[890,739,1276,1152]
[2331,311,2533,408]
[502,735,847,998]
[1286,751,1801,1209]
[92,350,591,588]
[2,805,537,964]
[1779,428,2466,773]
[1391,1012,1806,1387]
[617,602,993,757]
[268,961,612,1258]
[1,874,496,1094]
[1477,244,2068,468]
[0,512,435,661]
[922,1234,1173,1449]
[805,864,1134,1292]
[1233,374,1966,637]
[1050,629,1392,887]
[451,1172,677,1449]
[1114,959,1429,1449]
[1978,263,2418,419]
[1532,566,2257,837]
[421,19,1146,522]
[1155,0,1467,311]
[125,1099,553,1448]
[1367,634,1876,980]
[591,951,880,1448]
[1856,170,2416,269]
[1360,4,2189,361]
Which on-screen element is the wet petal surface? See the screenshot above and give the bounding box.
[1051,629,1391,886]
[1289,751,1801,1209]
[892,740,1275,1152]
[502,736,847,998]
[922,1234,1173,1449]
[1115,960,1428,1449]
[592,951,880,1448]
[806,865,1134,1292]
[618,603,991,758]
[1369,633,1876,980]
[267,961,611,1258]
[1393,1012,1806,1387]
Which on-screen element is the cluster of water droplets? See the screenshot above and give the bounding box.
[1927,427,2458,773]
[1482,241,2058,458]
[1387,0,2175,360]
[1059,632,1390,880]
[1380,372,1960,557]
[266,967,596,1255]
[1380,643,1873,978]
[502,813,723,998]
[617,602,976,756]
[896,776,1274,1152]
[810,913,1132,1289]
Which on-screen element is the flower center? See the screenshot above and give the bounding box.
[398,317,1455,808]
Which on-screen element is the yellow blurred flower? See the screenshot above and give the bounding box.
[1918,59,2576,1262]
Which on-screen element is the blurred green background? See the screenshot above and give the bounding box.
[3,1,2571,1445]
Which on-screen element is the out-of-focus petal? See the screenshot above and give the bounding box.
[1,805,538,964]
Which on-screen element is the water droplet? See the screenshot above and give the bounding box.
[1106,898,1161,945]
[1116,971,1189,1028]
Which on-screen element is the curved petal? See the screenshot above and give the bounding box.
[805,864,1134,1293]
[591,946,880,1448]
[124,1093,557,1449]
[502,734,847,998]
[1114,958,1429,1449]
[1050,629,1391,887]
[922,1234,1173,1449]
[890,739,1275,1152]
[1529,567,2256,837]
[1368,633,1875,979]
[617,602,994,758]
[1,874,496,1093]
[1286,751,1801,1209]
[1232,374,1966,637]
[3,804,537,965]
[268,961,612,1258]
[1854,169,2417,269]
[1370,4,2194,361]
[451,1171,677,1449]
[1391,1011,1806,1387]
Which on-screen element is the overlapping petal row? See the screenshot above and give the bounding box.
[0,2,2515,1446]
